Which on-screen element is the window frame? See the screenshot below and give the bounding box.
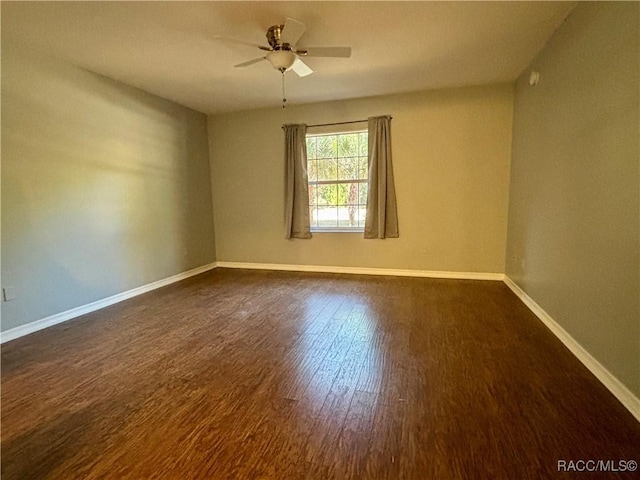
[306,127,369,233]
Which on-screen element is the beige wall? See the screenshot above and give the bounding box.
[208,85,513,274]
[506,2,639,396]
[1,42,216,331]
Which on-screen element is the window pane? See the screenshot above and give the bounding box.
[308,159,318,182]
[336,183,347,205]
[309,206,318,228]
[316,206,338,228]
[306,137,317,160]
[340,183,360,206]
[358,156,368,180]
[359,183,368,205]
[337,210,350,228]
[338,133,358,157]
[316,135,337,159]
[337,205,360,228]
[316,184,337,206]
[358,206,367,227]
[358,132,368,156]
[317,159,337,181]
[337,157,358,181]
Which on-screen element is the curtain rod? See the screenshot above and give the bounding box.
[308,119,368,128]
[281,117,392,129]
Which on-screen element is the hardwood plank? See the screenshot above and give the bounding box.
[2,269,639,479]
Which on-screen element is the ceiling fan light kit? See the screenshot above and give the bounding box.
[219,17,352,107]
[266,50,296,71]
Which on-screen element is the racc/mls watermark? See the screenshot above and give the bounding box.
[557,460,637,473]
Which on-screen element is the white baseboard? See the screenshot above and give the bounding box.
[0,262,217,344]
[503,275,640,423]
[215,261,505,281]
[0,261,498,343]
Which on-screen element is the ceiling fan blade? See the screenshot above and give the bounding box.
[291,57,313,77]
[280,18,306,47]
[298,47,352,58]
[234,57,266,68]
[213,35,271,52]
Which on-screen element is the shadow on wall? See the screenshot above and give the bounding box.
[1,42,215,331]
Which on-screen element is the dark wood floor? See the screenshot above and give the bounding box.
[2,268,639,479]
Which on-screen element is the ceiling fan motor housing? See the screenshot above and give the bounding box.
[267,25,288,50]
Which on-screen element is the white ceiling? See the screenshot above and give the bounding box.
[2,1,575,115]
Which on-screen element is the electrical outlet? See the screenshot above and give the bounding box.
[2,286,16,302]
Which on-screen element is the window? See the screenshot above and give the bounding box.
[306,130,368,231]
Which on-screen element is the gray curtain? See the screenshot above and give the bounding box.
[365,115,399,239]
[284,124,311,239]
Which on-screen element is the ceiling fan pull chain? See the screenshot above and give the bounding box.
[281,70,287,109]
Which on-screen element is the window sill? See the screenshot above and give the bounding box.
[311,228,364,233]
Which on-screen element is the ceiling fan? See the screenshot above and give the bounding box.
[216,18,352,77]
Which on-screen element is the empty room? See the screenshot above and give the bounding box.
[1,1,639,478]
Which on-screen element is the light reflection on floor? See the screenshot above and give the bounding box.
[286,291,385,420]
